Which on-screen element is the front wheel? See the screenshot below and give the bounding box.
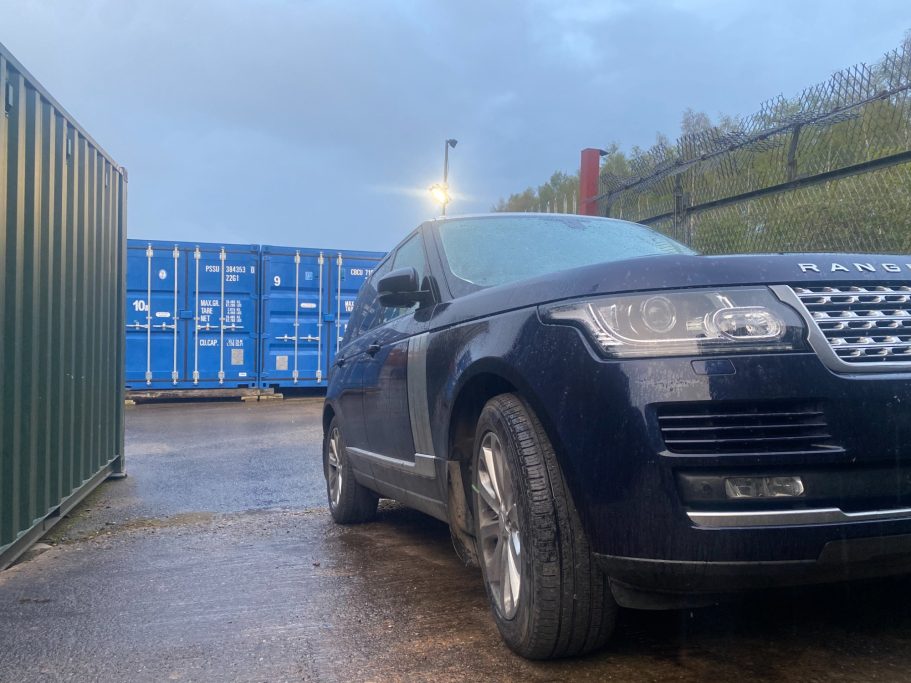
[323,417,378,524]
[472,393,617,659]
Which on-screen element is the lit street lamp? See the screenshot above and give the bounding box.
[430,138,457,215]
[429,183,450,206]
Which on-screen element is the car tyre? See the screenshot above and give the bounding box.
[324,417,378,524]
[472,393,617,659]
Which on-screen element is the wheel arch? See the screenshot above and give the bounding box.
[442,358,564,568]
[444,358,562,466]
[322,402,337,437]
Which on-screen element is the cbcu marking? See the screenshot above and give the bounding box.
[799,262,911,274]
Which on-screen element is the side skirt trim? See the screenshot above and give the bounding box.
[346,447,438,479]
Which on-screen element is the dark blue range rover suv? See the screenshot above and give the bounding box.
[322,213,911,659]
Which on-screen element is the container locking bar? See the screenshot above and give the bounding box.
[218,247,226,383]
[193,247,200,384]
[293,251,300,383]
[336,253,343,353]
[317,252,324,383]
[172,245,180,384]
[145,244,153,384]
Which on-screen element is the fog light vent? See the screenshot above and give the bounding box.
[725,476,805,499]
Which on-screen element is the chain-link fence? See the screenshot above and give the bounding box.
[598,38,911,254]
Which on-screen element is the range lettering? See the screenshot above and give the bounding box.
[798,262,911,274]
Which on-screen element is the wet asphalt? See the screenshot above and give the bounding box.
[2,398,911,682]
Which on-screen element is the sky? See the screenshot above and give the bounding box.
[1,0,908,252]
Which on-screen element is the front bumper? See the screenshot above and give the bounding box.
[520,323,911,594]
[599,533,911,599]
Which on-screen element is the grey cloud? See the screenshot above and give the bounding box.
[1,0,908,251]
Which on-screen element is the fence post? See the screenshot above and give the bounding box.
[673,175,684,241]
[786,124,801,182]
[579,148,602,215]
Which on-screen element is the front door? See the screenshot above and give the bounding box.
[361,316,418,461]
[361,230,431,462]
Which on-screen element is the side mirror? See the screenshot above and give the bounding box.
[378,267,431,308]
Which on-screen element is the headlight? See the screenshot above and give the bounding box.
[540,287,806,358]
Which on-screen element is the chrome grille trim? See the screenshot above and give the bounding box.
[688,506,911,528]
[771,284,911,374]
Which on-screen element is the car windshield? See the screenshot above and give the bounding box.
[436,215,694,291]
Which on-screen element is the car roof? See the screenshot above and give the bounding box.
[425,212,610,222]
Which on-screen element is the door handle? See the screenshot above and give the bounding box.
[335,355,346,367]
[366,343,381,357]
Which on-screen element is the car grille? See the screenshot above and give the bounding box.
[792,284,911,365]
[657,401,838,455]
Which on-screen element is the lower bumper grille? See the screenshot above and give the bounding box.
[657,400,838,455]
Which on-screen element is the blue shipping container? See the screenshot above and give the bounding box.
[125,240,260,389]
[259,246,329,387]
[259,247,384,389]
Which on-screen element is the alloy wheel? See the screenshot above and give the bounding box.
[476,430,522,619]
[327,427,343,506]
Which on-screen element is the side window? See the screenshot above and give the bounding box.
[392,233,427,285]
[349,258,392,339]
[380,233,429,324]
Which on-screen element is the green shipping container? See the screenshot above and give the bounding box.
[1,41,126,569]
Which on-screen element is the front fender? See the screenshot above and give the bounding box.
[424,308,567,471]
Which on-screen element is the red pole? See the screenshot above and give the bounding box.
[579,148,601,216]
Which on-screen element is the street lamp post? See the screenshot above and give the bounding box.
[434,138,457,216]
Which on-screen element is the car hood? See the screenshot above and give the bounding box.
[430,252,911,327]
